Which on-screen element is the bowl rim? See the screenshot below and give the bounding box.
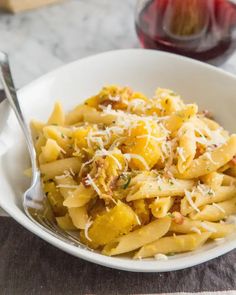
[1,48,236,272]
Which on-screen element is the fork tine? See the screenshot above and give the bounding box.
[37,215,83,245]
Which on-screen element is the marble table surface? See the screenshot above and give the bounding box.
[0,0,138,88]
[0,0,236,215]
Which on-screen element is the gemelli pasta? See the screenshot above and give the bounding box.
[30,85,236,259]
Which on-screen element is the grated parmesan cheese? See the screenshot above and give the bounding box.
[195,136,208,145]
[184,190,200,213]
[212,202,226,213]
[204,152,218,165]
[106,126,124,135]
[177,147,186,162]
[58,146,67,154]
[200,222,217,233]
[127,99,146,112]
[159,122,170,136]
[136,135,166,142]
[55,170,71,179]
[96,148,123,170]
[196,182,215,197]
[209,129,227,146]
[154,253,168,261]
[108,94,120,101]
[86,174,102,196]
[134,213,141,225]
[84,218,93,242]
[69,168,75,176]
[195,127,227,149]
[78,158,94,177]
[86,129,110,150]
[108,137,126,151]
[195,127,210,138]
[191,227,201,235]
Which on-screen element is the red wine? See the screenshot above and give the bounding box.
[136,0,236,64]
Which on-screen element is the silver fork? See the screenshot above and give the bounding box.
[0,51,88,248]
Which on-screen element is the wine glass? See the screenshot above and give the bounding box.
[135,0,236,65]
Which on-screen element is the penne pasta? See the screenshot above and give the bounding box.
[47,101,65,126]
[41,138,62,163]
[181,186,236,215]
[31,85,236,259]
[55,175,95,208]
[177,122,196,173]
[127,178,194,201]
[63,185,95,208]
[134,232,211,259]
[200,172,224,190]
[43,125,73,153]
[190,197,236,221]
[40,157,81,180]
[175,134,236,179]
[65,105,90,125]
[103,217,171,256]
[163,104,198,133]
[68,206,88,229]
[82,106,116,125]
[150,197,174,218]
[170,217,236,239]
[30,120,45,142]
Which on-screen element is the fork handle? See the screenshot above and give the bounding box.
[0,51,37,172]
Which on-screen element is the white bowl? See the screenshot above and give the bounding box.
[0,49,235,272]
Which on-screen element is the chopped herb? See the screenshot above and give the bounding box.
[208,190,214,196]
[206,167,210,171]
[52,123,58,126]
[167,213,174,218]
[123,176,131,189]
[169,179,174,185]
[158,185,162,191]
[61,133,65,138]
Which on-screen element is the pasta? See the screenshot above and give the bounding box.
[31,85,236,259]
